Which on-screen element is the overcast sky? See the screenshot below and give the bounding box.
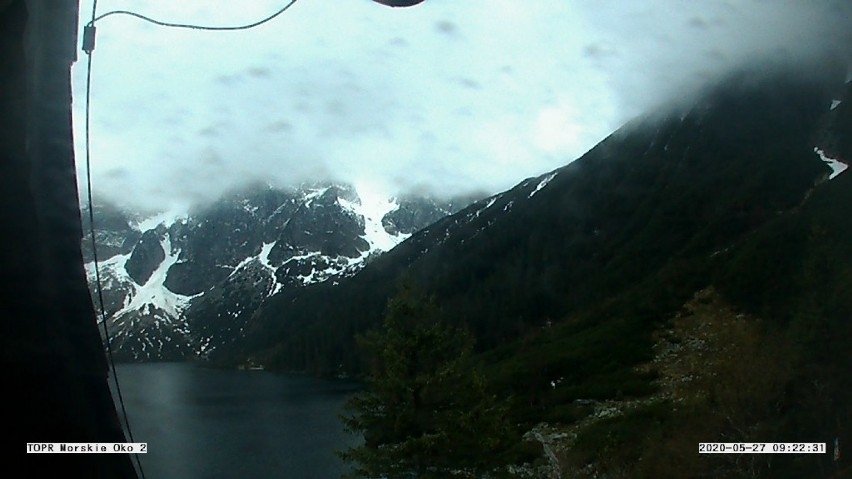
[72,0,852,212]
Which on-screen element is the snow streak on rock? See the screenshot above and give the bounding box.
[473,195,500,219]
[85,252,132,298]
[85,233,197,360]
[339,186,410,255]
[303,186,330,206]
[113,234,197,319]
[529,171,558,198]
[258,241,283,295]
[815,147,848,180]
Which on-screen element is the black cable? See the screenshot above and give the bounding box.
[83,3,147,478]
[88,0,298,30]
[82,2,301,477]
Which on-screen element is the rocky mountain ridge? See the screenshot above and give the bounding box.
[229,63,852,478]
[82,182,476,360]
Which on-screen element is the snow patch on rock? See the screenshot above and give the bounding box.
[815,147,848,180]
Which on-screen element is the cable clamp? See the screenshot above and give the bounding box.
[82,25,96,53]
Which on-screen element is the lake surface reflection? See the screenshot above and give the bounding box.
[112,362,360,479]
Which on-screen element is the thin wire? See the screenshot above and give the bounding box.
[88,0,298,30]
[82,2,300,477]
[84,3,147,478]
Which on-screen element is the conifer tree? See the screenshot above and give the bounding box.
[339,286,513,478]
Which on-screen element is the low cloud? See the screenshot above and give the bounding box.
[73,0,852,212]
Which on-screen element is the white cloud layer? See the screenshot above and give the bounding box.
[72,0,852,211]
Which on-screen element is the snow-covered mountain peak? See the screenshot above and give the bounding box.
[83,183,476,361]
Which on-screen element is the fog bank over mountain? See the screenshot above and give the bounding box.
[72,0,852,212]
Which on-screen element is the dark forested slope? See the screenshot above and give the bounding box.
[236,64,847,382]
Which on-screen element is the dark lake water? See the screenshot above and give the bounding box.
[110,362,361,479]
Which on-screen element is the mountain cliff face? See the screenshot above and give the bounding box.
[233,64,851,476]
[78,61,851,476]
[238,64,849,378]
[82,183,475,360]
